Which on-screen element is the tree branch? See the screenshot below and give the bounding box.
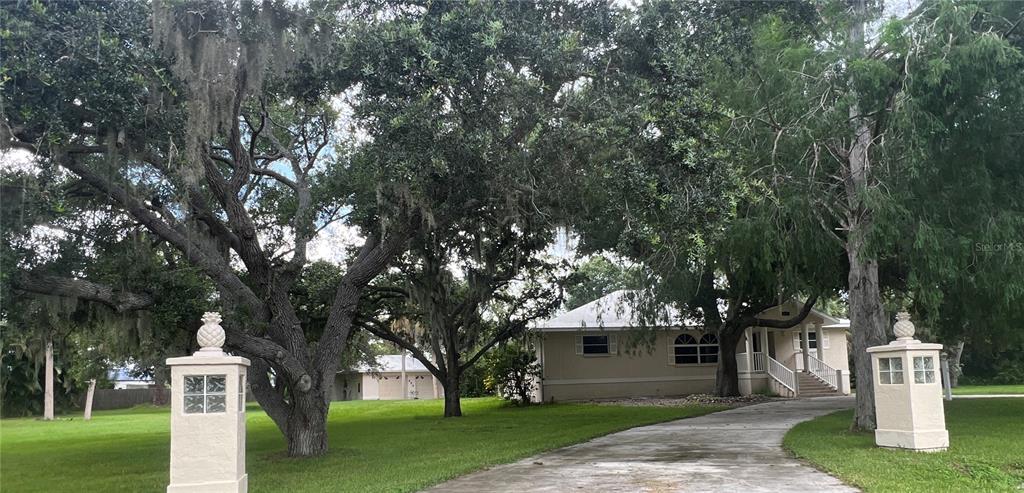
[12,272,155,313]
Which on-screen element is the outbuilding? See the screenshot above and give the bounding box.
[333,354,442,401]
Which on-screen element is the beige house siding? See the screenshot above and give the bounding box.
[539,329,719,401]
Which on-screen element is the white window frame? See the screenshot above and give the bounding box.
[878,357,904,385]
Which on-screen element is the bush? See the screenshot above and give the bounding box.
[459,362,491,397]
[961,344,1024,386]
[483,344,540,406]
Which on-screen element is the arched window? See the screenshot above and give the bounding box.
[698,334,720,363]
[674,333,719,365]
[674,334,698,364]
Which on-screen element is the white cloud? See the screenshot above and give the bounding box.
[307,221,364,264]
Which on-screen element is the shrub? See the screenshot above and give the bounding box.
[484,344,540,406]
[459,362,491,397]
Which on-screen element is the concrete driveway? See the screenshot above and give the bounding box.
[424,397,857,493]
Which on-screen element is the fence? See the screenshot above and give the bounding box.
[80,387,256,411]
[79,388,167,411]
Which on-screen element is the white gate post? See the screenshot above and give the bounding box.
[166,313,250,492]
[867,312,948,452]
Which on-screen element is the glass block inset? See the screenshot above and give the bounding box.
[207,376,226,393]
[184,395,205,414]
[207,394,226,413]
[184,376,205,395]
[183,374,228,414]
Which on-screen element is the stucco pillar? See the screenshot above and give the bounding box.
[166,313,250,492]
[801,325,811,372]
[743,327,753,371]
[761,325,770,360]
[867,312,948,452]
[813,322,823,360]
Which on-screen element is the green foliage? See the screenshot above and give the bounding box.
[458,363,490,398]
[563,256,644,310]
[483,343,540,406]
[882,2,1024,352]
[565,2,737,264]
[960,344,1024,386]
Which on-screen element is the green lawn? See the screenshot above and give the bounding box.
[0,398,724,493]
[784,398,1024,492]
[952,384,1024,395]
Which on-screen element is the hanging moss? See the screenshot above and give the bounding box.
[150,1,297,182]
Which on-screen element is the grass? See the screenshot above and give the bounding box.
[951,384,1024,395]
[784,398,1024,492]
[0,397,724,493]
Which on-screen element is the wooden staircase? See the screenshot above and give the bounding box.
[797,372,841,397]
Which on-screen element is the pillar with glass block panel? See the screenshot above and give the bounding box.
[166,312,250,492]
[867,312,949,452]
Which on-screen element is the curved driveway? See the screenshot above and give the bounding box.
[425,396,857,493]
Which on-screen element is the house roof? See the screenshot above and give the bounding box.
[107,367,155,383]
[538,290,697,331]
[537,290,851,332]
[348,354,431,374]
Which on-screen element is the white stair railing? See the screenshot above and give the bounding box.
[806,353,839,390]
[767,355,796,393]
[751,352,766,372]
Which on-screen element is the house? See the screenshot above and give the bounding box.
[107,367,156,390]
[333,354,442,401]
[533,290,851,401]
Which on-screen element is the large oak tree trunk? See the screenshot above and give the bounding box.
[714,326,744,397]
[443,373,463,417]
[284,386,330,457]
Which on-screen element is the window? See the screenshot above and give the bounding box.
[575,334,617,356]
[674,333,719,364]
[792,331,831,351]
[581,335,609,355]
[751,332,762,353]
[878,358,904,384]
[698,334,720,363]
[674,334,698,364]
[799,331,818,349]
[913,356,936,384]
[184,374,227,414]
